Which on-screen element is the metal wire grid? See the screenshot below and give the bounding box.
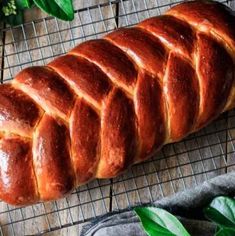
[0,0,234,235]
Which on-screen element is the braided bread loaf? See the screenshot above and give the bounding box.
[0,1,234,206]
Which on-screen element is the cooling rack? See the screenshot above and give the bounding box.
[0,0,235,235]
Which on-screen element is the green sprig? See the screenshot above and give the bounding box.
[2,0,17,16]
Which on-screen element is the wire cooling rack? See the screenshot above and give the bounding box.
[0,0,235,235]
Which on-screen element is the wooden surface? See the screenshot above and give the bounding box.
[0,1,234,236]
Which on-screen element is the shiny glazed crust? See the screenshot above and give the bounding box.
[0,1,234,205]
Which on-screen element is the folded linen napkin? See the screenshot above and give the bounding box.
[81,172,235,236]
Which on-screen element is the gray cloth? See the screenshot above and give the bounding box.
[81,172,235,236]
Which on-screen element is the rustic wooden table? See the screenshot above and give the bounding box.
[0,1,235,235]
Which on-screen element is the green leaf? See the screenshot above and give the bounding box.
[16,0,34,9]
[216,227,235,236]
[135,207,191,236]
[33,0,74,21]
[140,218,175,236]
[54,0,74,21]
[204,196,235,229]
[4,10,24,26]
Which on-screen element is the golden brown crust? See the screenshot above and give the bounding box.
[164,53,199,141]
[166,1,235,50]
[70,39,137,94]
[97,88,137,178]
[0,1,234,205]
[70,99,100,184]
[106,28,167,78]
[138,15,195,59]
[33,115,75,201]
[0,137,38,205]
[49,55,111,109]
[14,66,75,120]
[195,33,234,129]
[0,84,42,137]
[134,71,165,159]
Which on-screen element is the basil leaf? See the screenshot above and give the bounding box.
[16,0,34,9]
[140,217,175,236]
[135,207,191,236]
[216,227,235,236]
[204,196,235,229]
[54,0,74,21]
[33,0,74,21]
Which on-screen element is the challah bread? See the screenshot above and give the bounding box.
[0,0,234,205]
